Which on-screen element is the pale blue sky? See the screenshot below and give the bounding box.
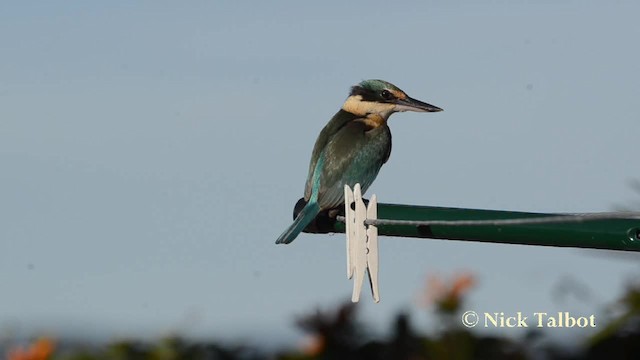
[1,1,639,345]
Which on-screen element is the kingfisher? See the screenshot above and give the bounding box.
[276,79,442,244]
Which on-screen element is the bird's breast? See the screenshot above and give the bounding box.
[355,114,387,129]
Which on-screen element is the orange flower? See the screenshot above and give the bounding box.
[421,272,475,313]
[300,335,326,356]
[450,273,475,299]
[7,337,55,360]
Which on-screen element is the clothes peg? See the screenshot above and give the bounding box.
[367,194,380,303]
[344,184,380,303]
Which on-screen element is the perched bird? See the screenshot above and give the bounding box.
[276,79,442,244]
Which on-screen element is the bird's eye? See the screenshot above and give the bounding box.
[381,90,394,100]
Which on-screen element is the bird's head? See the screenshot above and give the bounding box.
[342,79,443,120]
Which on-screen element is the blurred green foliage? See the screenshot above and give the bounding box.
[6,277,640,360]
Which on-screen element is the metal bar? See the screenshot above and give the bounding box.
[296,200,640,252]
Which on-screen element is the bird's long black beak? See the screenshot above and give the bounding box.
[395,96,443,113]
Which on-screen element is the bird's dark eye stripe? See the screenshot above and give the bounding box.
[381,90,394,100]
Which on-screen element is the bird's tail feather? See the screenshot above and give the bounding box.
[275,201,320,244]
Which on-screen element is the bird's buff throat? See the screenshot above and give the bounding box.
[342,95,395,127]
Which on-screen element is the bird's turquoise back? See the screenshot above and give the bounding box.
[304,110,357,201]
[306,120,391,210]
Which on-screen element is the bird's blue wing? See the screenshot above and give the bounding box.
[304,110,358,201]
[309,121,392,210]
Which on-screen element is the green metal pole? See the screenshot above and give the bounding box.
[297,200,640,251]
